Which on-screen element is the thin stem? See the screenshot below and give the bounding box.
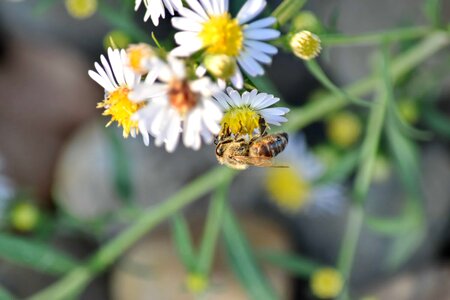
[196,177,230,275]
[272,0,306,26]
[30,167,235,300]
[337,44,391,299]
[320,26,432,47]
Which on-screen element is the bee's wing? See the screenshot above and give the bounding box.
[232,156,289,168]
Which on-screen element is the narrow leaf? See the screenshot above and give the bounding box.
[223,208,277,300]
[171,214,196,271]
[272,0,306,26]
[0,233,78,275]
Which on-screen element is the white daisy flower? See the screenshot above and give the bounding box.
[214,87,289,138]
[265,135,345,214]
[171,0,280,88]
[130,57,223,152]
[135,0,183,26]
[88,47,151,144]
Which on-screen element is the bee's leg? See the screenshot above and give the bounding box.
[258,116,269,136]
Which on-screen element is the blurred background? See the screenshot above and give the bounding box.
[0,0,449,299]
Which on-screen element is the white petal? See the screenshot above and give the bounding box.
[129,83,168,101]
[259,107,289,116]
[249,92,269,108]
[199,0,214,15]
[174,32,202,46]
[245,40,278,54]
[246,47,272,64]
[150,105,169,135]
[172,17,203,32]
[237,53,264,76]
[88,70,115,92]
[254,95,279,109]
[121,50,136,87]
[203,98,223,121]
[177,7,207,22]
[135,0,143,10]
[108,48,126,85]
[228,89,243,106]
[185,0,208,19]
[94,62,115,89]
[236,0,266,24]
[100,55,117,86]
[183,108,201,147]
[213,91,231,109]
[168,56,186,79]
[230,69,244,89]
[162,0,175,15]
[164,111,181,152]
[244,28,280,40]
[246,16,276,29]
[171,43,203,57]
[169,0,183,11]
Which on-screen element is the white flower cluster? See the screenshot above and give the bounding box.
[89,0,290,153]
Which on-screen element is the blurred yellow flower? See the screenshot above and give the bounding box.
[265,166,311,212]
[65,0,97,19]
[10,202,39,232]
[103,30,131,51]
[185,272,207,294]
[397,98,419,124]
[290,30,321,60]
[326,112,362,148]
[311,267,343,299]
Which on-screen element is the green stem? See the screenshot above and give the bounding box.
[272,0,306,26]
[30,167,235,300]
[283,32,449,133]
[320,26,432,46]
[337,44,390,299]
[196,177,230,275]
[305,59,371,107]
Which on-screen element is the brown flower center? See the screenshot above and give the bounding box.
[169,80,198,115]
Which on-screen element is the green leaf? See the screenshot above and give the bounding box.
[272,0,307,26]
[0,233,78,275]
[423,101,450,139]
[171,214,196,271]
[386,229,425,270]
[257,251,319,277]
[223,208,277,300]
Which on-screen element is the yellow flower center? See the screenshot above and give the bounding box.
[265,166,311,212]
[221,106,261,137]
[65,0,97,19]
[97,86,143,138]
[310,268,343,299]
[199,13,244,56]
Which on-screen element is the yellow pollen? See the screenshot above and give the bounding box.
[221,107,260,136]
[265,166,311,212]
[97,86,143,138]
[199,13,243,56]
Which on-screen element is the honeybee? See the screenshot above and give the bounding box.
[215,133,289,170]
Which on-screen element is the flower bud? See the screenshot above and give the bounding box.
[290,30,322,60]
[185,273,207,294]
[311,268,343,299]
[203,54,237,80]
[292,11,322,33]
[326,112,361,148]
[104,30,131,50]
